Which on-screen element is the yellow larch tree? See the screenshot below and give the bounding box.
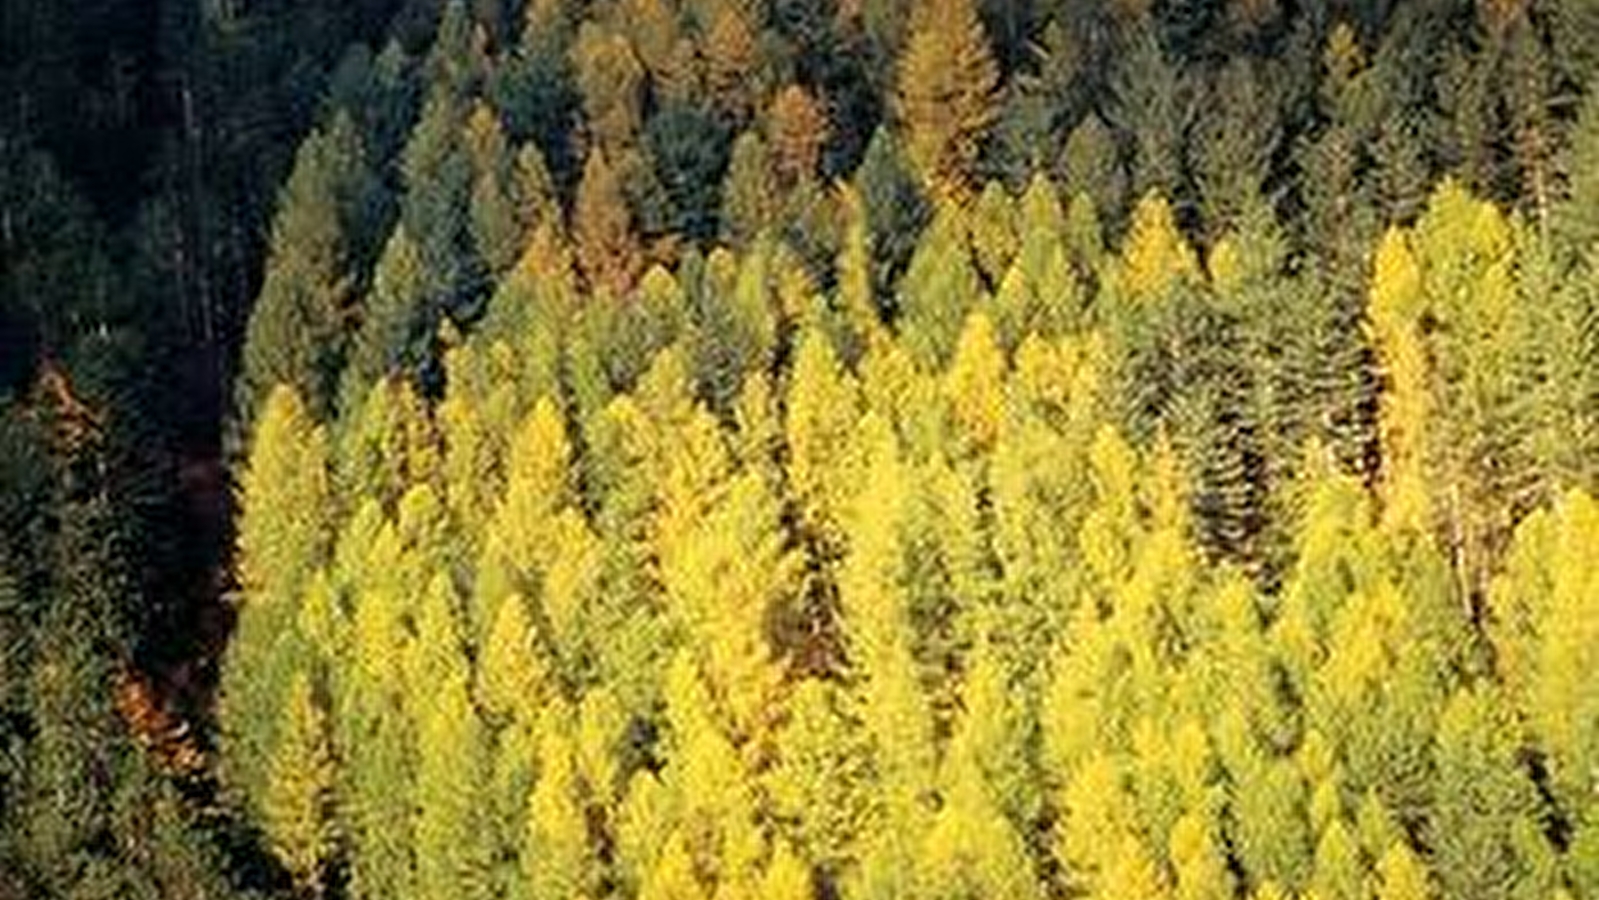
[920,679,1039,900]
[835,184,885,349]
[639,831,709,900]
[1375,841,1431,900]
[1096,832,1172,900]
[970,181,1019,287]
[1170,808,1235,900]
[943,310,1006,455]
[995,174,1081,349]
[262,671,337,897]
[436,339,518,553]
[785,327,865,551]
[223,383,330,809]
[477,394,577,639]
[633,651,767,899]
[526,712,599,900]
[657,469,793,746]
[413,668,493,900]
[758,840,813,900]
[1115,192,1200,305]
[989,379,1100,695]
[1055,753,1145,889]
[237,384,331,609]
[502,394,573,535]
[1368,226,1431,537]
[336,376,440,516]
[840,415,938,900]
[479,589,552,872]
[1308,817,1366,900]
[1488,488,1599,815]
[478,594,549,729]
[764,677,871,875]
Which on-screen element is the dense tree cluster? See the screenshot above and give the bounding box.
[219,1,1599,898]
[10,0,1599,895]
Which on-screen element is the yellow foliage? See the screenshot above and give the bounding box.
[263,673,336,894]
[1096,833,1171,900]
[479,593,548,724]
[922,718,1038,899]
[1368,229,1433,537]
[1081,425,1141,586]
[1208,234,1247,294]
[640,832,709,900]
[758,841,812,900]
[1118,192,1199,303]
[1368,229,1423,335]
[1057,753,1138,877]
[836,183,882,345]
[1375,841,1430,900]
[786,329,864,544]
[541,509,605,661]
[1170,810,1234,900]
[1490,489,1599,809]
[658,472,792,743]
[1323,23,1364,92]
[765,679,870,871]
[239,385,330,604]
[944,311,1006,452]
[527,723,596,900]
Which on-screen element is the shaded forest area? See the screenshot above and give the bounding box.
[11,0,1599,898]
[1,0,407,894]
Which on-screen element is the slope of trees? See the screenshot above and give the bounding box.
[215,4,1599,898]
[11,0,1599,896]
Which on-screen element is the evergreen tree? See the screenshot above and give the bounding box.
[1193,59,1278,238]
[721,132,778,248]
[400,88,477,331]
[465,101,530,279]
[855,127,932,315]
[343,224,429,409]
[1429,688,1545,900]
[1060,113,1130,233]
[240,113,381,421]
[1110,20,1194,208]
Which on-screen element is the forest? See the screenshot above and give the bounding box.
[5,0,1599,898]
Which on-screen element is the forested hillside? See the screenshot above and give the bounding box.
[9,0,1599,897]
[220,0,1599,899]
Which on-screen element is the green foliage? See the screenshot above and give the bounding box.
[241,113,384,423]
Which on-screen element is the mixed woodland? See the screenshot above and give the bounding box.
[8,0,1599,899]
